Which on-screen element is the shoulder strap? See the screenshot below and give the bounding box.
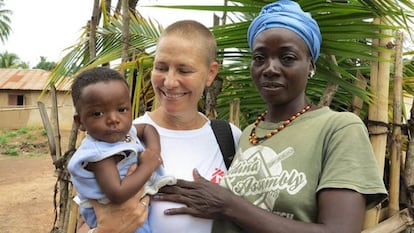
[210,119,235,169]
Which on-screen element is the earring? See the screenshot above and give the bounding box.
[308,70,315,79]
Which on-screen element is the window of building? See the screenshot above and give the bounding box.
[8,94,25,106]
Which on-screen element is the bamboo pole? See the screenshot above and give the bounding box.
[65,122,80,233]
[388,31,403,217]
[66,186,79,233]
[362,208,414,233]
[364,17,392,228]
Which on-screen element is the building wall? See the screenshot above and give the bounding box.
[0,90,74,130]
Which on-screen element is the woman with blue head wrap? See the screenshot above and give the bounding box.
[206,2,385,232]
[88,2,387,233]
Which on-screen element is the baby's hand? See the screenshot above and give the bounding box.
[139,149,163,171]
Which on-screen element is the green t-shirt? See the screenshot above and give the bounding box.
[212,107,387,233]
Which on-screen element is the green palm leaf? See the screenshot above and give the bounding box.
[46,0,414,128]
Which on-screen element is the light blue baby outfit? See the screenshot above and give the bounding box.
[68,126,176,233]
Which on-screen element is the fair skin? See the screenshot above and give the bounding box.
[150,33,218,130]
[155,28,366,233]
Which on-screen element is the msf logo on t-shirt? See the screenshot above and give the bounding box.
[210,168,225,183]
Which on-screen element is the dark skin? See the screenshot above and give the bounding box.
[74,80,163,204]
[158,170,366,233]
[77,164,150,233]
[154,28,367,233]
[86,124,161,203]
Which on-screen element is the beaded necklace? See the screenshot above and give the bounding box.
[249,105,311,145]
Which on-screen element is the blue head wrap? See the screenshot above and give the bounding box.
[247,0,322,62]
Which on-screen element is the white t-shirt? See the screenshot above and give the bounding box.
[133,112,241,233]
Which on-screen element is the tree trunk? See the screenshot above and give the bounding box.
[121,0,130,73]
[89,0,100,60]
[317,54,339,107]
[350,70,367,117]
[205,76,222,119]
[205,15,223,119]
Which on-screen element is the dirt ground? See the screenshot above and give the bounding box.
[0,129,72,233]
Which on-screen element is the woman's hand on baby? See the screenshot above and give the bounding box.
[139,148,163,170]
[153,168,232,219]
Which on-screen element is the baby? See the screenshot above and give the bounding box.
[68,67,176,233]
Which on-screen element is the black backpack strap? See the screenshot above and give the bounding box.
[210,119,235,169]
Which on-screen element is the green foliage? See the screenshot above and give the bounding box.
[40,128,47,136]
[4,147,18,156]
[16,126,39,135]
[27,153,44,157]
[0,51,28,68]
[0,0,12,43]
[0,127,47,157]
[0,135,8,145]
[6,131,17,138]
[45,0,414,129]
[32,56,57,70]
[16,127,29,134]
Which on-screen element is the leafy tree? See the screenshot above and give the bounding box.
[0,51,28,68]
[46,0,414,127]
[0,0,11,43]
[32,56,57,71]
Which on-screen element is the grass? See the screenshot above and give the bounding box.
[4,147,18,156]
[0,126,48,157]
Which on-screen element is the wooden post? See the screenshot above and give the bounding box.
[37,101,56,163]
[364,17,392,228]
[388,31,403,217]
[362,208,414,233]
[38,86,75,233]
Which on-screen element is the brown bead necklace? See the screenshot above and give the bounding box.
[249,105,312,145]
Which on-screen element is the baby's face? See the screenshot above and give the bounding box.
[76,80,132,143]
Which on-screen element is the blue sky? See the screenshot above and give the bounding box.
[2,0,222,67]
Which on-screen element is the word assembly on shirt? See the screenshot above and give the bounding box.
[223,146,307,211]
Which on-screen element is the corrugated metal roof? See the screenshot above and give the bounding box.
[0,68,71,91]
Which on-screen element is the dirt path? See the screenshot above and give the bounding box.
[0,154,56,233]
[0,129,72,233]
